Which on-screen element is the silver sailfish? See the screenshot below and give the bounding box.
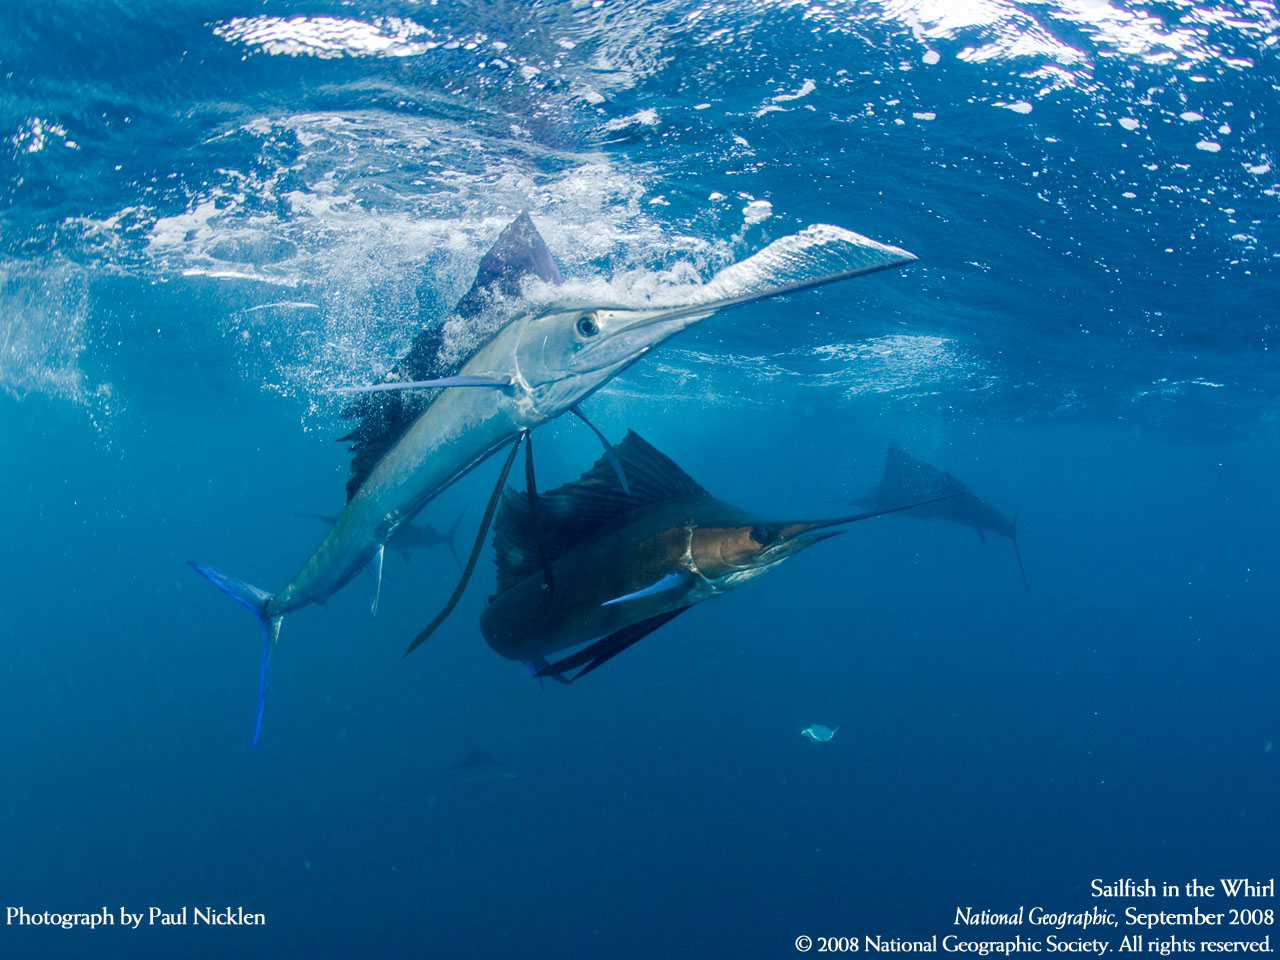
[190,214,916,743]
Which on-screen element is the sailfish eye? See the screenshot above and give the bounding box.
[576,314,599,338]
[750,524,777,546]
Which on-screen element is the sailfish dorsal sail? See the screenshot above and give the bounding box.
[338,212,563,501]
[491,431,717,594]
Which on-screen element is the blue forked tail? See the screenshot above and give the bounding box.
[188,561,284,748]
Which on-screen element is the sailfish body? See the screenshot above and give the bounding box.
[482,435,749,664]
[481,432,935,680]
[191,214,918,741]
[859,443,1025,583]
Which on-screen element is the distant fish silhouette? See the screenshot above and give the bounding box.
[859,443,1026,587]
[301,512,462,567]
[446,748,517,786]
[801,724,838,742]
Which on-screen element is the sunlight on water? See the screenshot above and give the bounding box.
[0,0,1274,435]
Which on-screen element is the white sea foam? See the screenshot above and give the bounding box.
[213,16,437,59]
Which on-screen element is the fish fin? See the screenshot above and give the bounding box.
[399,549,411,563]
[523,430,555,608]
[601,571,692,607]
[492,431,721,594]
[404,435,524,658]
[528,656,571,685]
[299,512,339,525]
[600,431,712,505]
[569,405,630,495]
[534,608,688,682]
[444,511,464,568]
[1011,509,1028,590]
[252,617,282,748]
[860,443,993,533]
[882,443,969,500]
[605,226,915,328]
[457,209,564,302]
[369,544,385,615]
[974,526,986,543]
[340,212,562,502]
[331,374,512,395]
[188,561,283,748]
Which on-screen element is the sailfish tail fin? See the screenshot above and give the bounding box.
[188,561,284,748]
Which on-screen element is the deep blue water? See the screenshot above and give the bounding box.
[2,2,1277,958]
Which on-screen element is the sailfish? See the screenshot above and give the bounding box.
[300,512,463,566]
[858,443,1026,587]
[480,432,954,681]
[190,213,917,743]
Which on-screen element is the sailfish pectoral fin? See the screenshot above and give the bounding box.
[1010,508,1028,591]
[369,544,385,616]
[534,608,689,682]
[601,571,692,607]
[403,434,524,658]
[523,430,555,609]
[444,510,465,568]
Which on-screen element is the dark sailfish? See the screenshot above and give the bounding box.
[859,443,1026,587]
[480,432,952,681]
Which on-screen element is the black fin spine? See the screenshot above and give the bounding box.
[403,435,524,657]
[523,430,555,610]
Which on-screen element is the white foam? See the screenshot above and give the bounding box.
[867,0,1273,86]
[10,117,76,154]
[743,199,773,224]
[213,15,436,59]
[773,79,817,103]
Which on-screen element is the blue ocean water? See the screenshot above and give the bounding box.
[2,1,1277,957]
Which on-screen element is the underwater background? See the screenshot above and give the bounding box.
[2,1,1277,957]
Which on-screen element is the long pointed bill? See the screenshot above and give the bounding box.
[799,491,965,532]
[763,491,964,560]
[566,224,916,375]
